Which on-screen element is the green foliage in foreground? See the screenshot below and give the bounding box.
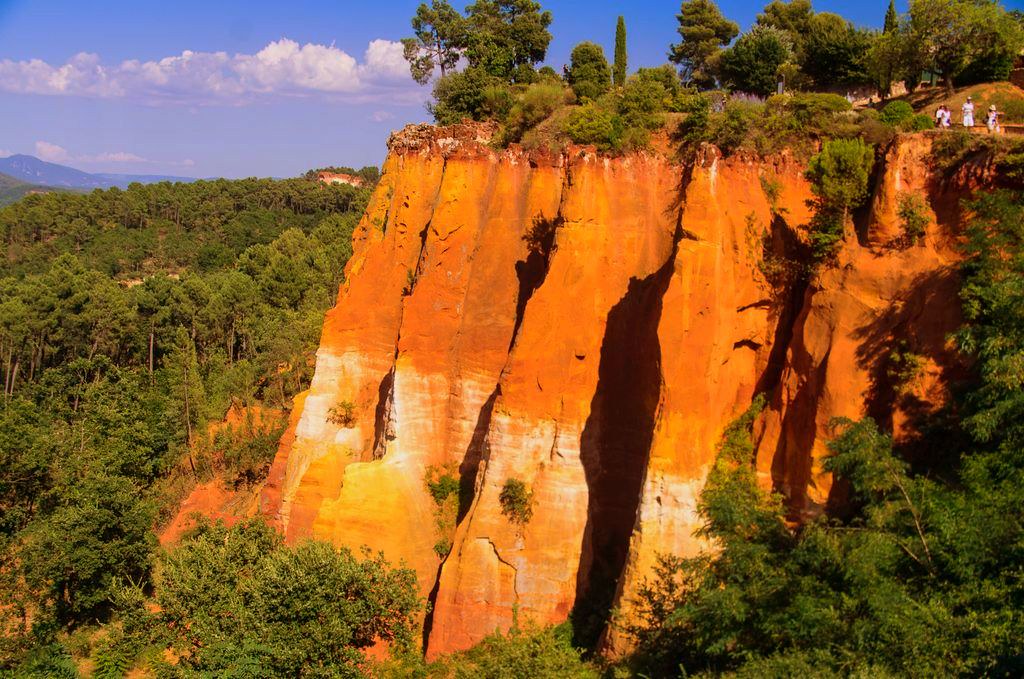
[119,518,423,677]
[627,190,1024,678]
[0,176,367,671]
[377,624,597,679]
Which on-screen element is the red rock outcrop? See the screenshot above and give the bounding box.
[260,127,983,658]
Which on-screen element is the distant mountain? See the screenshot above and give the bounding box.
[0,172,71,207]
[0,154,199,190]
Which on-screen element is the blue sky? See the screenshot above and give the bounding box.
[0,0,995,178]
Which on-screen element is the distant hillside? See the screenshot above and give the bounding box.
[0,171,69,206]
[0,154,199,190]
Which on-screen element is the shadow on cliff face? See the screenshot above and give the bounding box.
[849,266,970,493]
[455,216,560,522]
[510,216,560,351]
[571,234,678,649]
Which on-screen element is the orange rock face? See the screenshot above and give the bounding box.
[260,127,983,658]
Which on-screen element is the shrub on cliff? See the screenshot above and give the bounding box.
[376,624,598,678]
[804,137,875,259]
[499,81,572,144]
[879,100,915,126]
[499,477,534,525]
[563,103,621,151]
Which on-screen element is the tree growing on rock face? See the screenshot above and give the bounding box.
[614,15,628,87]
[669,0,740,89]
[402,0,467,84]
[567,42,612,101]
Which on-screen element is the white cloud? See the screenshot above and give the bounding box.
[361,39,409,80]
[370,110,395,122]
[91,151,147,163]
[0,38,420,105]
[35,140,70,162]
[0,149,13,157]
[34,140,194,168]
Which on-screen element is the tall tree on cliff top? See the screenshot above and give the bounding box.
[463,0,554,81]
[567,42,612,100]
[614,16,628,87]
[884,0,899,33]
[756,0,814,62]
[717,25,794,96]
[402,1,467,84]
[669,0,740,89]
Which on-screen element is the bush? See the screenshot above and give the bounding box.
[805,138,875,213]
[879,100,915,127]
[327,400,357,427]
[904,113,935,132]
[451,624,597,678]
[147,519,423,676]
[619,76,670,132]
[430,69,509,125]
[425,464,461,558]
[499,478,533,525]
[787,92,852,126]
[501,82,571,144]
[425,465,460,505]
[563,102,620,151]
[897,193,929,246]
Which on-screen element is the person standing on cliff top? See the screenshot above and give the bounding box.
[962,97,975,128]
[987,105,1002,134]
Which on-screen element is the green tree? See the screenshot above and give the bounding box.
[804,138,875,259]
[871,24,904,97]
[402,1,467,85]
[151,519,423,676]
[756,0,814,61]
[904,0,1024,93]
[669,0,740,89]
[884,0,899,33]
[802,13,875,88]
[717,25,794,96]
[567,42,612,101]
[463,0,554,81]
[613,16,627,87]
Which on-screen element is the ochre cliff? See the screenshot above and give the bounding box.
[260,127,983,657]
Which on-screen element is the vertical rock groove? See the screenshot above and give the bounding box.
[573,227,680,646]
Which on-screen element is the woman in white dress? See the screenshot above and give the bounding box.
[987,105,1001,134]
[962,97,975,128]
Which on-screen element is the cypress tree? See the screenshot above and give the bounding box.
[883,0,898,33]
[614,15,627,87]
